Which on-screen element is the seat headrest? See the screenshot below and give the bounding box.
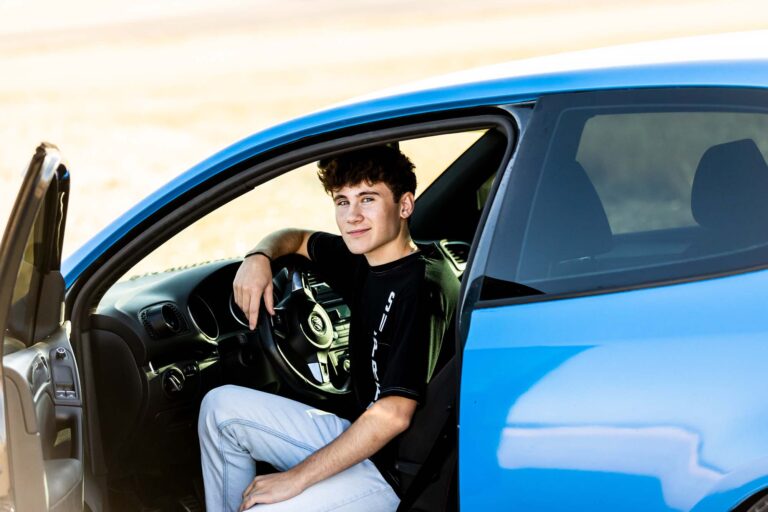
[692,138,768,232]
[519,161,613,278]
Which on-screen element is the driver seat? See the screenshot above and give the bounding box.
[393,313,458,512]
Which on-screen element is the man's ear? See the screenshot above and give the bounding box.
[399,192,415,219]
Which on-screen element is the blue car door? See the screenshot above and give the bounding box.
[459,89,768,512]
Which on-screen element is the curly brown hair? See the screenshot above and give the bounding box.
[317,145,416,201]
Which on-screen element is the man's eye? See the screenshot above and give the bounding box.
[361,196,374,203]
[336,200,349,206]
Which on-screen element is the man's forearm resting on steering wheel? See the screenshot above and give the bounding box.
[239,395,417,510]
[233,228,313,329]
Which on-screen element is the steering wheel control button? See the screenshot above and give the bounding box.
[55,347,67,360]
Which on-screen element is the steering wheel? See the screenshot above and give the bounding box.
[235,264,351,396]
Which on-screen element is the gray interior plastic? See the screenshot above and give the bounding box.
[4,328,83,511]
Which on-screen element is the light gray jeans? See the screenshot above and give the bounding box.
[198,385,400,512]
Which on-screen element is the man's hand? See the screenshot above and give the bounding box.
[240,470,306,511]
[233,253,275,330]
[234,229,313,329]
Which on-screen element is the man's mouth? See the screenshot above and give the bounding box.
[347,228,370,238]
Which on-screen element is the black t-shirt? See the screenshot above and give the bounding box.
[307,232,459,487]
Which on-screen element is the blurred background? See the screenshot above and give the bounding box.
[0,0,765,264]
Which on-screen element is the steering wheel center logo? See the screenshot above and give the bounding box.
[309,312,325,334]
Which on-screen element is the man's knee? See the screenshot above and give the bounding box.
[198,384,245,434]
[199,385,276,431]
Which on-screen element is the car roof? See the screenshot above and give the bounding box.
[63,31,768,286]
[345,30,768,103]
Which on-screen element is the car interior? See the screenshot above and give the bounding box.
[45,117,514,511]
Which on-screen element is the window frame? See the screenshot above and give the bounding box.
[118,128,499,279]
[69,111,518,326]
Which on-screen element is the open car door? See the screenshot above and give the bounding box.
[0,143,83,511]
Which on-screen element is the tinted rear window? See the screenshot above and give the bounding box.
[486,89,768,299]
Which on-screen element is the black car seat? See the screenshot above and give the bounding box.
[689,138,768,255]
[394,310,458,512]
[518,161,613,279]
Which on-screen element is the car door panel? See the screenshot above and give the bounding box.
[459,268,768,511]
[4,335,83,512]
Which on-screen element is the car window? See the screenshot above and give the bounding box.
[6,208,40,341]
[485,89,768,299]
[120,130,486,280]
[576,112,768,233]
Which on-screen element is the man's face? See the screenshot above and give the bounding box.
[332,181,412,264]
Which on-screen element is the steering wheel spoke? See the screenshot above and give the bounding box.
[307,350,331,384]
[270,306,288,338]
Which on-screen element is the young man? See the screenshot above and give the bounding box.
[198,145,458,511]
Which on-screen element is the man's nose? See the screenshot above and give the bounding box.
[346,202,363,223]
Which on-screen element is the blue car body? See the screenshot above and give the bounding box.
[36,33,768,511]
[462,270,768,511]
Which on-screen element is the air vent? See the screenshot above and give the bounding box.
[304,269,339,304]
[305,270,321,288]
[441,241,471,269]
[140,303,188,339]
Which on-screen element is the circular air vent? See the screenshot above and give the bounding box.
[140,303,187,339]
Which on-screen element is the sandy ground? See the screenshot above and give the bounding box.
[0,0,767,273]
